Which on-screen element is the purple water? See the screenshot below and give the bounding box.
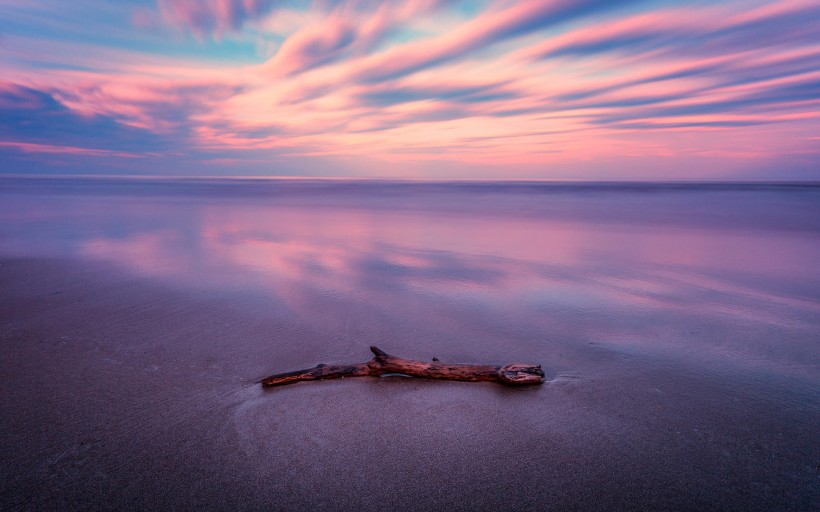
[0,177,818,510]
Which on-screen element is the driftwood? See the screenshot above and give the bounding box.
[260,346,545,387]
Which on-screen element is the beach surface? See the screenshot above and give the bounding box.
[1,178,818,511]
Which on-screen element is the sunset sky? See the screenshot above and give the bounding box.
[1,0,819,180]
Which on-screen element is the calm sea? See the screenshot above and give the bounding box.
[1,176,818,509]
[2,176,819,386]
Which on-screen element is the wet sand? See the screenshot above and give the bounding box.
[1,179,819,510]
[1,256,817,511]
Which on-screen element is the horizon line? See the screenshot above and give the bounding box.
[3,174,820,185]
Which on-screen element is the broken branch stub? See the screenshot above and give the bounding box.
[260,346,545,387]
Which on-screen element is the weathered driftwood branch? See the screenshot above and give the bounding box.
[260,346,545,387]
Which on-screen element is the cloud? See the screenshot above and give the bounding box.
[357,81,518,107]
[3,0,820,178]
[349,0,635,84]
[586,74,820,126]
[266,16,357,76]
[0,141,144,158]
[0,82,61,111]
[531,2,820,63]
[0,82,168,152]
[262,1,447,76]
[156,0,279,37]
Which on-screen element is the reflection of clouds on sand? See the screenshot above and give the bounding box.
[2,180,820,511]
[82,231,184,277]
[2,180,819,384]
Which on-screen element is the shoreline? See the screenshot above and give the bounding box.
[1,257,817,511]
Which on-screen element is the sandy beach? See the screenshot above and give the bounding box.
[1,180,818,511]
[5,0,820,508]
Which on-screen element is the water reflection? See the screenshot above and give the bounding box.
[1,178,819,381]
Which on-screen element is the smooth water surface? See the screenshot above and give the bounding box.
[1,177,818,510]
[3,178,819,378]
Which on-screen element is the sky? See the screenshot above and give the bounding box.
[1,0,819,180]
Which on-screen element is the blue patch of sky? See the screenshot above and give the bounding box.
[382,0,493,47]
[0,84,173,152]
[0,2,266,66]
[592,78,820,124]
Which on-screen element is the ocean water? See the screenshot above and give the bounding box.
[0,177,818,510]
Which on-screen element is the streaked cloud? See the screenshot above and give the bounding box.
[156,0,279,38]
[0,0,818,179]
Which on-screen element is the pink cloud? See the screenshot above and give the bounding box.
[262,1,447,77]
[0,141,143,158]
[4,0,820,178]
[266,16,357,76]
[28,74,244,134]
[343,0,631,84]
[156,0,278,37]
[0,82,54,109]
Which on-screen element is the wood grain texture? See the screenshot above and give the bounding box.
[260,346,545,387]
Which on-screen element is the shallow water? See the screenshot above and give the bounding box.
[2,178,819,378]
[0,177,818,510]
